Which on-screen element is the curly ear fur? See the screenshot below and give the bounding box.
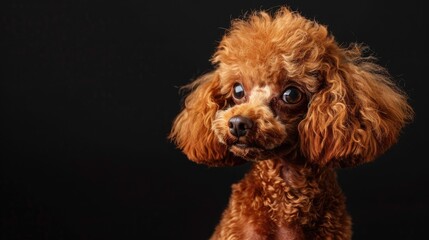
[299,45,414,167]
[169,73,244,166]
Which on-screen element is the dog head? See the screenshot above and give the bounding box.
[170,7,413,167]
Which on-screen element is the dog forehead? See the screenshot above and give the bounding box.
[248,85,274,102]
[218,59,288,86]
[250,85,271,94]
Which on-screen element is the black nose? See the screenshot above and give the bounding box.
[228,115,253,137]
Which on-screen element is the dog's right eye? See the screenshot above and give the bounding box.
[233,83,245,99]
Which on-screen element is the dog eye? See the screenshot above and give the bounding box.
[282,87,303,104]
[233,83,245,99]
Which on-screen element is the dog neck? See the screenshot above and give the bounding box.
[245,158,345,236]
[212,157,350,239]
[251,158,324,224]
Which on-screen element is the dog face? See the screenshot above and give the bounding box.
[211,68,314,162]
[170,7,413,167]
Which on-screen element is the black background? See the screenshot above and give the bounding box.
[1,0,427,239]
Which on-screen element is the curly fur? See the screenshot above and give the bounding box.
[170,7,413,240]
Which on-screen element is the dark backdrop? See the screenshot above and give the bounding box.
[1,1,427,239]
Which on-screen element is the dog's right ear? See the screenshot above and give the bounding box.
[169,72,244,166]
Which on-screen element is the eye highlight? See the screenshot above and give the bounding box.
[282,86,303,104]
[232,83,245,99]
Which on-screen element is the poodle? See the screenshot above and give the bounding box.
[169,7,413,240]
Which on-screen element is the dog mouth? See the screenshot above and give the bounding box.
[228,138,295,162]
[229,141,273,161]
[233,142,250,149]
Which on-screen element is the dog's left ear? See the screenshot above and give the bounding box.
[299,45,414,167]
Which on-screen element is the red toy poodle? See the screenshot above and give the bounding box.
[170,7,413,240]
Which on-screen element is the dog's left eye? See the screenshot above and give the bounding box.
[282,87,303,104]
[233,83,245,99]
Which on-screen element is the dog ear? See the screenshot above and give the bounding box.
[299,45,413,167]
[169,72,244,166]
